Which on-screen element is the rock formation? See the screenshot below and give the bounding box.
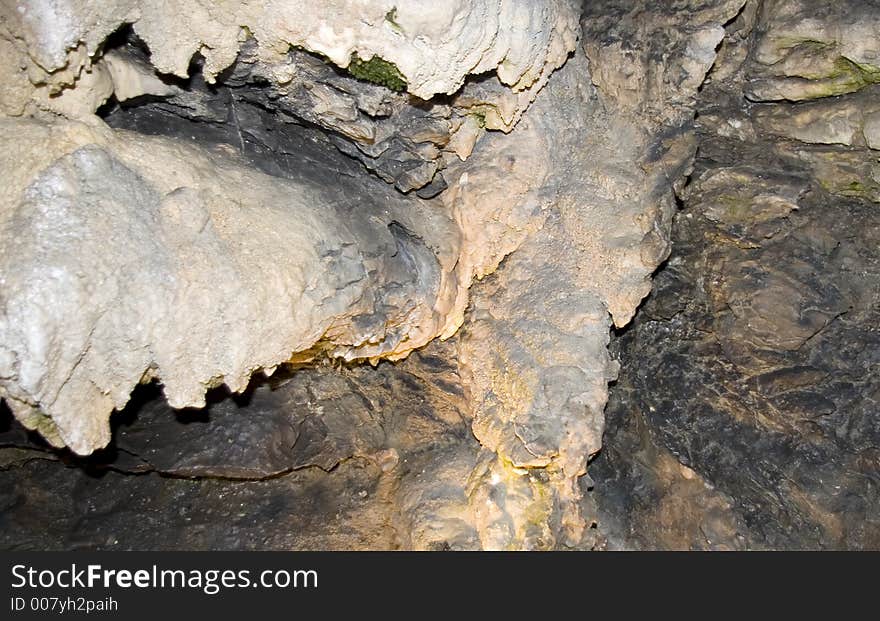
[594,0,880,550]
[0,0,877,551]
[0,1,582,458]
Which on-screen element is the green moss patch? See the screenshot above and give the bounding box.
[826,56,880,92]
[347,53,407,92]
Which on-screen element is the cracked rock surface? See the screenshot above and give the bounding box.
[0,338,478,550]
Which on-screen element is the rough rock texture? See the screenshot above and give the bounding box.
[0,0,589,462]
[582,0,748,128]
[2,0,877,552]
[0,0,612,551]
[440,0,750,548]
[0,338,480,550]
[0,116,472,454]
[0,0,581,196]
[0,457,396,550]
[99,35,495,196]
[0,0,741,550]
[593,0,880,550]
[744,0,880,102]
[0,0,579,113]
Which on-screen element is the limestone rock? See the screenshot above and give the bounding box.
[594,0,880,550]
[0,117,464,454]
[597,138,880,549]
[0,2,580,193]
[753,87,880,148]
[745,0,880,101]
[582,0,748,128]
[8,0,865,553]
[2,0,579,105]
[454,0,742,543]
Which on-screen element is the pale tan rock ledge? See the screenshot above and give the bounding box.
[1,0,579,110]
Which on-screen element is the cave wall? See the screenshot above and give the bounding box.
[1,0,876,551]
[594,0,880,550]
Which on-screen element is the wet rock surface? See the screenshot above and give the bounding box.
[0,456,393,551]
[0,339,476,550]
[593,173,880,548]
[592,0,880,550]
